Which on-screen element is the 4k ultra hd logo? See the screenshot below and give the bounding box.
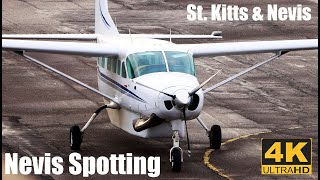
[261,139,312,175]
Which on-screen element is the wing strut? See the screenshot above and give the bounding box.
[12,51,120,104]
[204,51,288,93]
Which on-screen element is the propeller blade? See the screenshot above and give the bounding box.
[189,69,222,96]
[183,108,191,157]
[135,81,176,99]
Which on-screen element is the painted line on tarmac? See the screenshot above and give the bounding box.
[203,124,318,179]
[203,130,269,180]
[203,149,233,180]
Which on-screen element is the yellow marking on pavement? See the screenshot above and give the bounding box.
[203,149,233,180]
[203,124,318,179]
[203,131,270,180]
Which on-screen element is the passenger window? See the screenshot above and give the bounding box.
[116,60,121,75]
[111,57,117,73]
[107,57,111,70]
[101,57,106,68]
[98,57,101,66]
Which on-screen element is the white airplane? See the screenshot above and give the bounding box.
[2,0,318,172]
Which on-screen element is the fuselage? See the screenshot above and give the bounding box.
[96,36,204,137]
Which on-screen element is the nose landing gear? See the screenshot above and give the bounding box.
[169,118,221,172]
[170,130,183,172]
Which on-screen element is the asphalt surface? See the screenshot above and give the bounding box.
[2,0,318,179]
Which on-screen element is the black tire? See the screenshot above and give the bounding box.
[70,125,82,150]
[171,148,182,172]
[209,125,221,149]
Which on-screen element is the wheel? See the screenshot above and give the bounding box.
[171,148,182,172]
[209,125,221,149]
[70,125,82,150]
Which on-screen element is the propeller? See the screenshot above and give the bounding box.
[188,69,222,96]
[135,81,176,99]
[135,70,222,157]
[136,69,222,110]
[183,107,191,157]
[174,69,222,110]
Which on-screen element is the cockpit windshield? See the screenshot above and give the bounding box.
[126,51,167,79]
[126,51,195,79]
[165,51,195,76]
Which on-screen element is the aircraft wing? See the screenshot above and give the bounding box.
[120,33,222,39]
[2,39,122,105]
[2,39,122,56]
[2,34,97,40]
[2,32,222,40]
[185,39,318,93]
[184,39,318,57]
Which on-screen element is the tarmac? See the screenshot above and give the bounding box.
[2,0,318,179]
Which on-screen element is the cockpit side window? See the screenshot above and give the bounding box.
[121,62,127,78]
[126,58,135,79]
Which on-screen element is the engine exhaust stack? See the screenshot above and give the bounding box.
[133,113,165,132]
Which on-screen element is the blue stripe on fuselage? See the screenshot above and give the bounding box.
[98,69,146,103]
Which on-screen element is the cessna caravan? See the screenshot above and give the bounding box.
[2,0,317,172]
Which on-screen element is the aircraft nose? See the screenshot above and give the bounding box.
[174,89,191,108]
[157,87,204,121]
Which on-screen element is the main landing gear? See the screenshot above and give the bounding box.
[209,125,221,149]
[196,117,221,150]
[70,125,82,150]
[70,103,118,150]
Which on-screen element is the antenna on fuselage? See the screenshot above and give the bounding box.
[129,28,132,44]
[169,28,172,43]
[114,17,117,28]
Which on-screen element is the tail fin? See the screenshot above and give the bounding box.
[95,0,119,35]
